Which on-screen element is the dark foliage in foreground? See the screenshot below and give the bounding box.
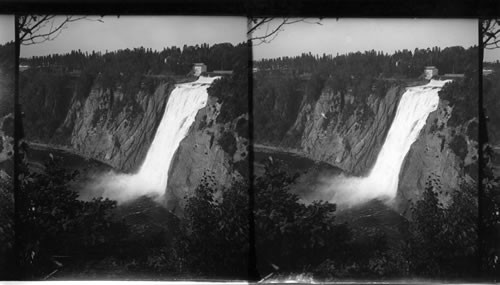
[182,175,250,278]
[407,176,478,278]
[18,158,122,279]
[0,175,14,279]
[254,161,351,274]
[482,145,500,279]
[17,155,479,280]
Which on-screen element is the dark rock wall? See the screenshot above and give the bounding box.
[165,96,248,215]
[57,83,175,172]
[285,85,403,176]
[397,99,478,214]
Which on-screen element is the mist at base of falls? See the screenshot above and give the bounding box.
[310,80,451,207]
[80,76,219,204]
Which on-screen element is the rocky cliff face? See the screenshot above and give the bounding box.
[165,94,248,214]
[0,64,13,176]
[257,76,477,213]
[53,82,175,172]
[397,98,478,213]
[0,114,13,176]
[23,72,246,215]
[285,85,403,176]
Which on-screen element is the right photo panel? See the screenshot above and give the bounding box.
[252,18,479,280]
[481,19,500,278]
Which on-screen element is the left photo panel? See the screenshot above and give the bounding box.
[0,14,15,280]
[17,16,250,280]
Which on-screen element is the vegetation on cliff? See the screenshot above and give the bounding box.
[484,63,500,145]
[439,71,478,128]
[256,46,476,79]
[207,43,248,125]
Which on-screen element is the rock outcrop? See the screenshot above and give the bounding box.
[0,114,13,176]
[54,82,175,172]
[397,98,478,213]
[165,95,248,215]
[286,85,403,176]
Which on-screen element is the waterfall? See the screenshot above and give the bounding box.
[134,76,218,193]
[87,76,219,203]
[319,80,451,206]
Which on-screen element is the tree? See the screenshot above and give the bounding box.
[479,18,500,279]
[248,18,322,45]
[253,160,350,276]
[14,15,103,279]
[407,176,478,279]
[182,175,250,278]
[17,158,121,279]
[18,16,102,46]
[482,20,500,50]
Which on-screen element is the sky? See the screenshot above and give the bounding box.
[253,18,482,60]
[20,16,246,58]
[0,15,14,44]
[485,49,500,62]
[10,16,500,62]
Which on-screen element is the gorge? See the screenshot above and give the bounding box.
[254,50,478,214]
[84,76,220,203]
[316,80,451,206]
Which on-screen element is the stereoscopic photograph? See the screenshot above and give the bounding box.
[0,11,499,283]
[252,18,479,280]
[17,15,249,280]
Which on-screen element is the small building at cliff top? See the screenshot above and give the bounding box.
[193,63,207,76]
[424,66,439,79]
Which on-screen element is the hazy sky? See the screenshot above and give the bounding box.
[0,15,14,44]
[11,16,500,61]
[253,18,482,60]
[485,44,500,62]
[20,16,246,58]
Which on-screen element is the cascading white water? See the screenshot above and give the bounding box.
[319,79,451,206]
[86,76,219,203]
[134,76,218,192]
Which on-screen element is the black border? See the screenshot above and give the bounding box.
[0,0,498,17]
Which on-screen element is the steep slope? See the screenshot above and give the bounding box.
[397,77,478,213]
[255,72,477,213]
[166,75,249,215]
[20,70,176,173]
[285,83,404,176]
[57,81,175,172]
